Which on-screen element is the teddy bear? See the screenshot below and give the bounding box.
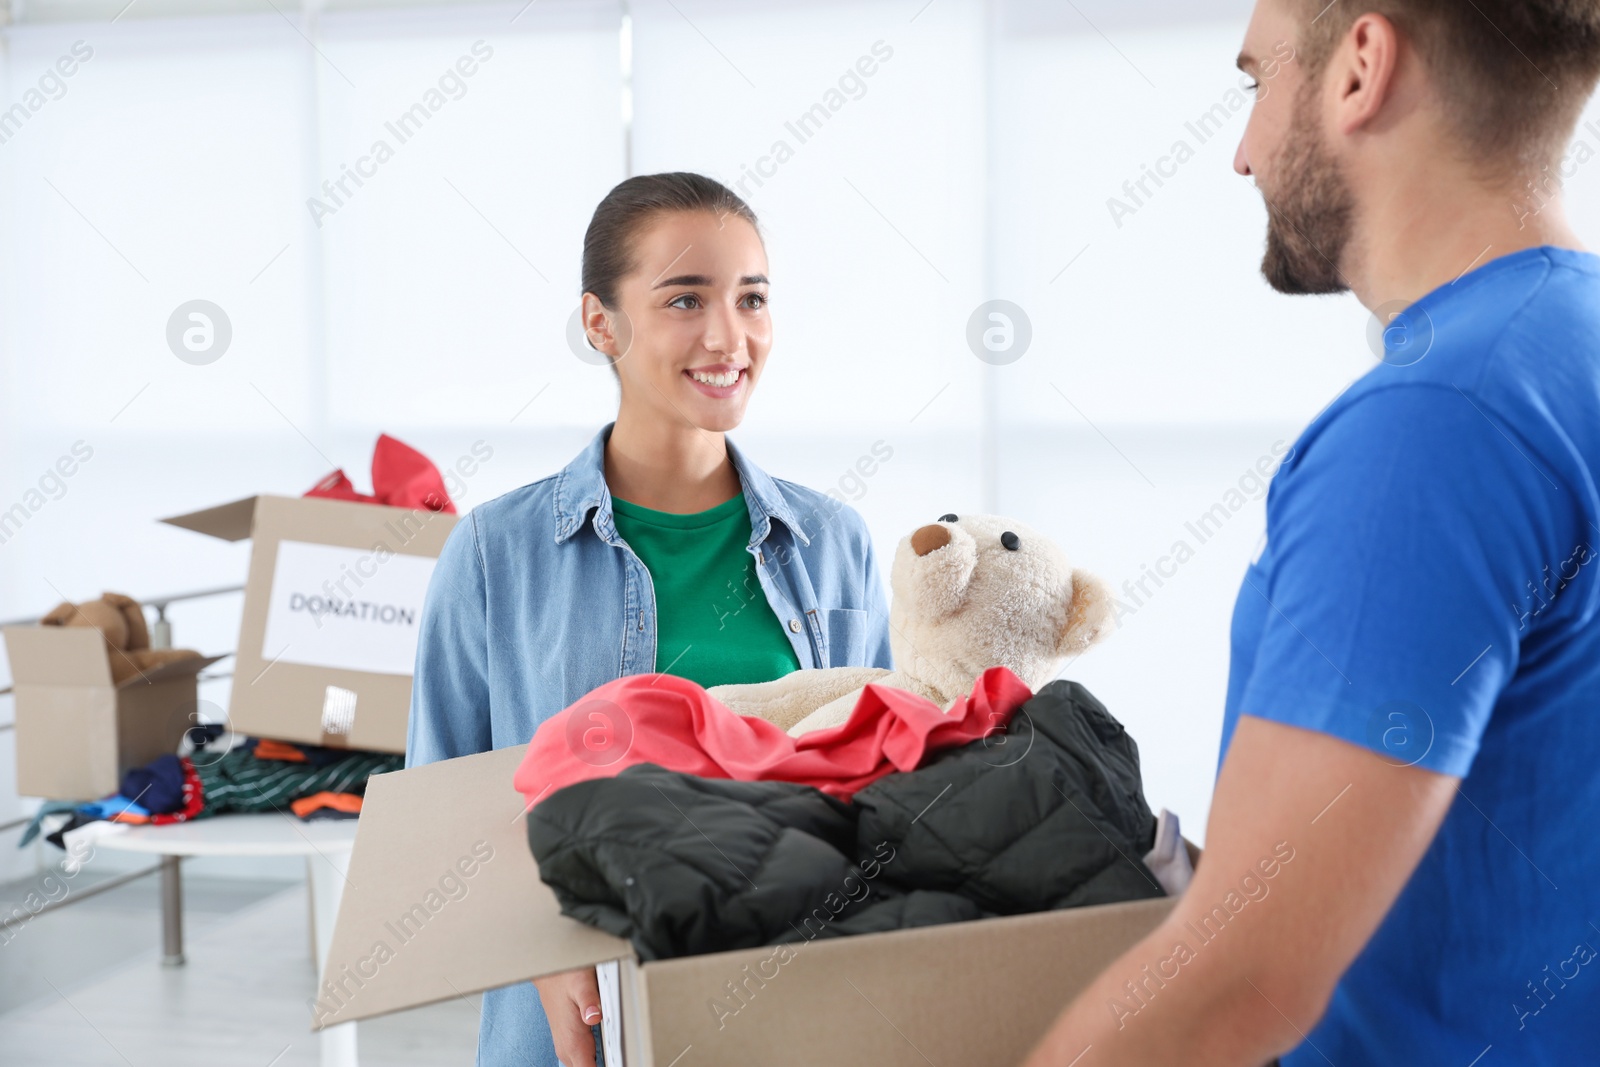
[39,592,202,685]
[708,513,1114,736]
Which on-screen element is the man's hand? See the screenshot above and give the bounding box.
[1021,714,1460,1066]
[533,967,602,1067]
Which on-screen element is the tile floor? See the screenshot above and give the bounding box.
[0,867,481,1065]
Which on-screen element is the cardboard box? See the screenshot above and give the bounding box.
[3,625,224,800]
[161,494,457,754]
[313,745,1190,1065]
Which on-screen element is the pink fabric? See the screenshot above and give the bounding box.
[304,433,456,513]
[514,666,1034,806]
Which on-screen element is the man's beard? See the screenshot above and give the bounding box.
[1259,83,1356,295]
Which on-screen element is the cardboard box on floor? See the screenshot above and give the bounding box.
[2,625,224,800]
[313,745,1196,1065]
[160,494,457,754]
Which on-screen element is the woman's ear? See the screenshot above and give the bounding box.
[581,293,633,362]
[1059,568,1114,656]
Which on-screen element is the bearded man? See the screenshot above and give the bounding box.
[1026,2,1600,1064]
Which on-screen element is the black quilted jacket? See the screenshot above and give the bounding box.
[525,679,1165,961]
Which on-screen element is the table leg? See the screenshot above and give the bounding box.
[309,848,359,1067]
[159,855,184,967]
[308,864,319,969]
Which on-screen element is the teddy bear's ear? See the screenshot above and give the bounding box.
[40,597,130,651]
[101,593,150,651]
[1059,568,1114,656]
[39,601,77,627]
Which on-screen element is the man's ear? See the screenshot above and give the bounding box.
[1059,569,1114,656]
[1331,12,1402,137]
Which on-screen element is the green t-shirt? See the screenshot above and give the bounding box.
[610,491,802,688]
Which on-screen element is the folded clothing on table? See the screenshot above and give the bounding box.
[24,737,402,848]
[164,741,401,823]
[527,678,1165,961]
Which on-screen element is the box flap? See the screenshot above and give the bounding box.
[3,627,113,687]
[312,745,634,1030]
[115,652,229,690]
[159,495,262,542]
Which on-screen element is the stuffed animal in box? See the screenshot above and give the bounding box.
[39,592,201,685]
[709,513,1114,736]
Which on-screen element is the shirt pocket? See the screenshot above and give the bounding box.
[822,607,871,668]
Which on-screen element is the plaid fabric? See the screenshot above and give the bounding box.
[193,745,402,817]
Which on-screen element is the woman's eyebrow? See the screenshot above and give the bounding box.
[652,273,770,288]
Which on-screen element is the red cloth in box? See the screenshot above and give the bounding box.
[304,433,456,513]
[513,665,1033,807]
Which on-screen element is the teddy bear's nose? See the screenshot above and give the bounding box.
[911,523,952,556]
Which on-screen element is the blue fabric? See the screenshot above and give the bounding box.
[407,422,895,1067]
[78,796,151,819]
[1221,247,1600,1065]
[120,753,185,814]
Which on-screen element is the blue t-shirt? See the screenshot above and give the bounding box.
[1221,246,1600,1065]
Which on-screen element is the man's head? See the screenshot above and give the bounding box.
[1235,0,1600,295]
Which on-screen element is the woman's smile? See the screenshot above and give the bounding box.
[685,363,747,398]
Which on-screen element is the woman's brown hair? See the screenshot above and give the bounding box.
[581,171,761,311]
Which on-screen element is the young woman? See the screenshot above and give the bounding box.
[407,173,894,1067]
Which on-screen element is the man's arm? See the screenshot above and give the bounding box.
[1021,713,1459,1067]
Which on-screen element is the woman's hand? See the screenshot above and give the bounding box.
[533,967,602,1067]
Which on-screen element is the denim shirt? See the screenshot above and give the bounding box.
[406,422,893,1067]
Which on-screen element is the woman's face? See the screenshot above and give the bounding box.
[587,210,772,434]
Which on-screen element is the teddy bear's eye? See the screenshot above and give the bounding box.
[1000,531,1020,550]
[938,513,958,523]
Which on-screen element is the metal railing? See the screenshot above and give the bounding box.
[0,862,167,932]
[0,582,245,648]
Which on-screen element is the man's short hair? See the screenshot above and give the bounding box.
[1297,0,1600,174]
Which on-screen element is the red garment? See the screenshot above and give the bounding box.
[304,433,456,513]
[514,666,1033,806]
[151,757,204,825]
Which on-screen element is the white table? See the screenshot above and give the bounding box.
[90,813,360,1067]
